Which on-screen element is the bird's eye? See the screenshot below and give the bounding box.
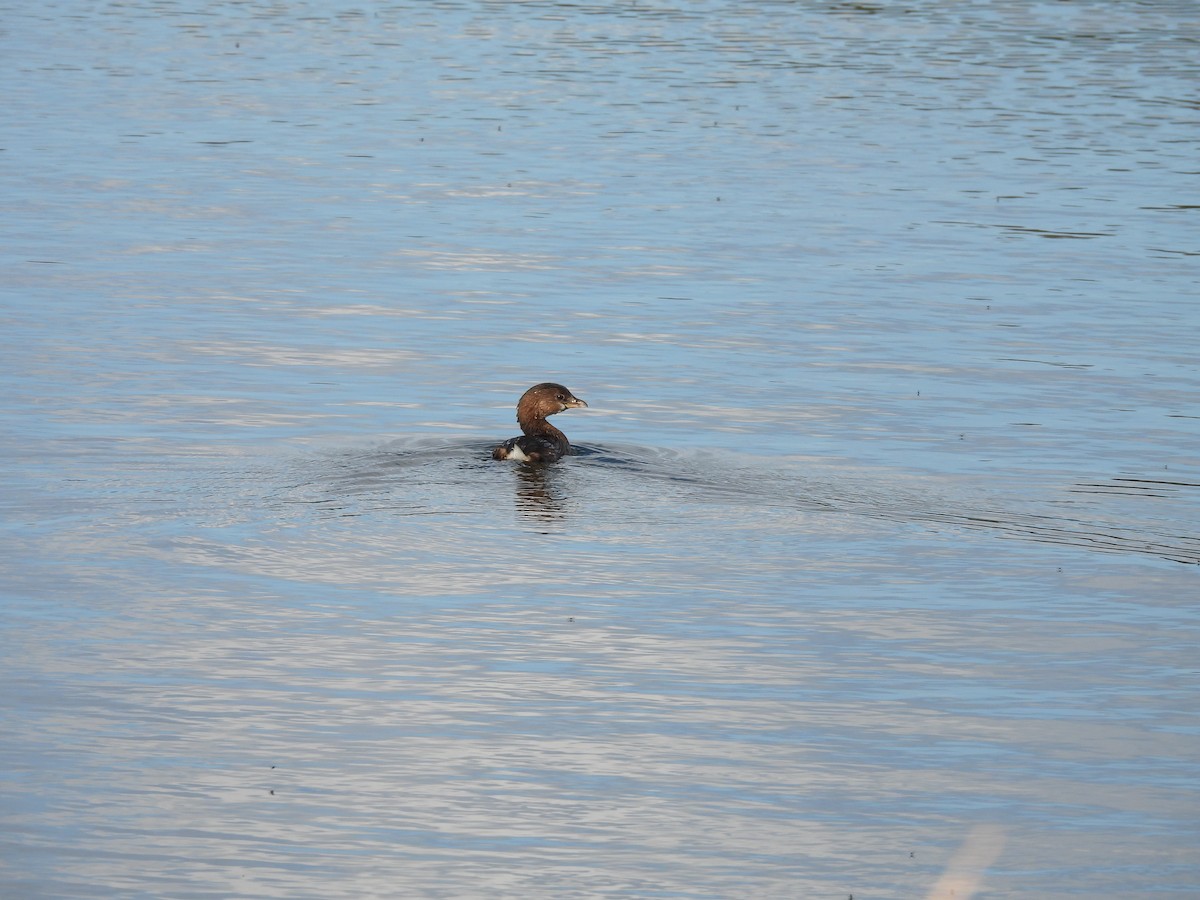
[556,393,564,401]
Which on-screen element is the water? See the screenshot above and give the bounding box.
[2,1,1198,897]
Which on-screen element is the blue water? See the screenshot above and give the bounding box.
[3,2,1198,897]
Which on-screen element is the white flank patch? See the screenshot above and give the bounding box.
[502,444,530,462]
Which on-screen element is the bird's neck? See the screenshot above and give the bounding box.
[520,415,567,448]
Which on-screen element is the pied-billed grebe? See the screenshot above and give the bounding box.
[492,382,588,463]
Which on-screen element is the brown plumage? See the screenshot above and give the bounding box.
[492,382,588,463]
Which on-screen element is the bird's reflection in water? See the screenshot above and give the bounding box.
[512,463,567,524]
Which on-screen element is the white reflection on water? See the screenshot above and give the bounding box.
[6,510,1196,897]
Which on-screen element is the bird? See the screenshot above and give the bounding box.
[492,382,588,463]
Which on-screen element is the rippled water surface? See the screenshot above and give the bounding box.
[3,1,1198,897]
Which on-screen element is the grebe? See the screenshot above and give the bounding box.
[492,382,588,463]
